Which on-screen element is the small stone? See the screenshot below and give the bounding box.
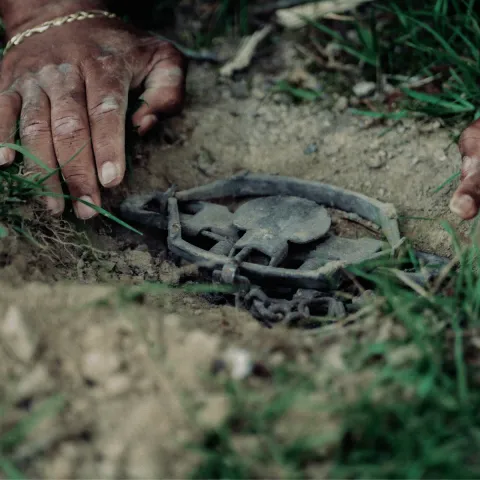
[353,81,376,98]
[251,88,265,100]
[81,351,120,383]
[304,143,318,155]
[103,374,131,397]
[434,149,448,162]
[334,96,348,112]
[100,260,116,273]
[16,364,52,401]
[288,66,319,91]
[197,148,217,177]
[223,347,253,380]
[419,119,441,133]
[367,150,387,169]
[0,306,36,363]
[270,351,286,366]
[114,258,128,274]
[125,250,153,275]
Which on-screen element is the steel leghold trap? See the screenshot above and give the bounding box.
[120,173,447,328]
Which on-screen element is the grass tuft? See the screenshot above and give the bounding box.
[191,237,480,479]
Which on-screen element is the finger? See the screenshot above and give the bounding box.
[18,83,64,215]
[0,90,21,165]
[84,59,129,189]
[450,121,480,219]
[459,118,480,160]
[131,42,186,136]
[450,156,480,220]
[46,68,99,220]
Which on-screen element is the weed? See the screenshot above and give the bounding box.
[0,142,140,241]
[191,238,480,479]
[311,0,480,121]
[272,79,322,102]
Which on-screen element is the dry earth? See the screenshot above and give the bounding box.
[0,37,468,478]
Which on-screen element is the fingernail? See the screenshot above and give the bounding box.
[0,147,14,166]
[450,194,476,218]
[137,114,158,136]
[100,161,119,186]
[45,196,64,215]
[75,195,97,220]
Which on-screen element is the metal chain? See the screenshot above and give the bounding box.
[4,10,117,54]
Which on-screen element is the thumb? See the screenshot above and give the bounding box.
[450,120,480,219]
[132,42,186,136]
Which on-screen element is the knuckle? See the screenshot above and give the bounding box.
[159,41,183,60]
[148,41,186,69]
[52,116,87,138]
[88,96,122,119]
[20,119,51,140]
[97,54,122,73]
[62,167,91,190]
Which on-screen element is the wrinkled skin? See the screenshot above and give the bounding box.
[450,120,480,220]
[0,14,186,219]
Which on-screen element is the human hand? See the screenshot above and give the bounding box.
[450,119,480,220]
[0,1,186,219]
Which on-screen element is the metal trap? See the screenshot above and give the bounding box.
[120,173,447,328]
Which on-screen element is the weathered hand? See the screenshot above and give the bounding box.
[450,120,480,220]
[0,2,186,219]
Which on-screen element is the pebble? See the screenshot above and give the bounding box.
[353,81,376,98]
[125,250,153,275]
[270,351,286,366]
[251,87,265,100]
[333,96,348,112]
[16,364,52,401]
[103,374,131,397]
[223,347,253,380]
[197,147,217,176]
[367,150,387,169]
[0,305,36,363]
[304,143,318,155]
[81,351,120,383]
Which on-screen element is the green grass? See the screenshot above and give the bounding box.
[2,2,480,478]
[190,235,480,479]
[192,0,251,48]
[0,142,140,241]
[309,0,480,121]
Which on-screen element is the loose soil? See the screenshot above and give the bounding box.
[0,36,467,478]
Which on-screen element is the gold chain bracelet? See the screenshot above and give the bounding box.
[4,10,117,55]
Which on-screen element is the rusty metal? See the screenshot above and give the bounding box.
[120,173,446,327]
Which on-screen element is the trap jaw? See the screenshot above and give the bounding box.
[120,173,402,292]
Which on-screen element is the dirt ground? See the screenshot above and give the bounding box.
[0,36,468,478]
